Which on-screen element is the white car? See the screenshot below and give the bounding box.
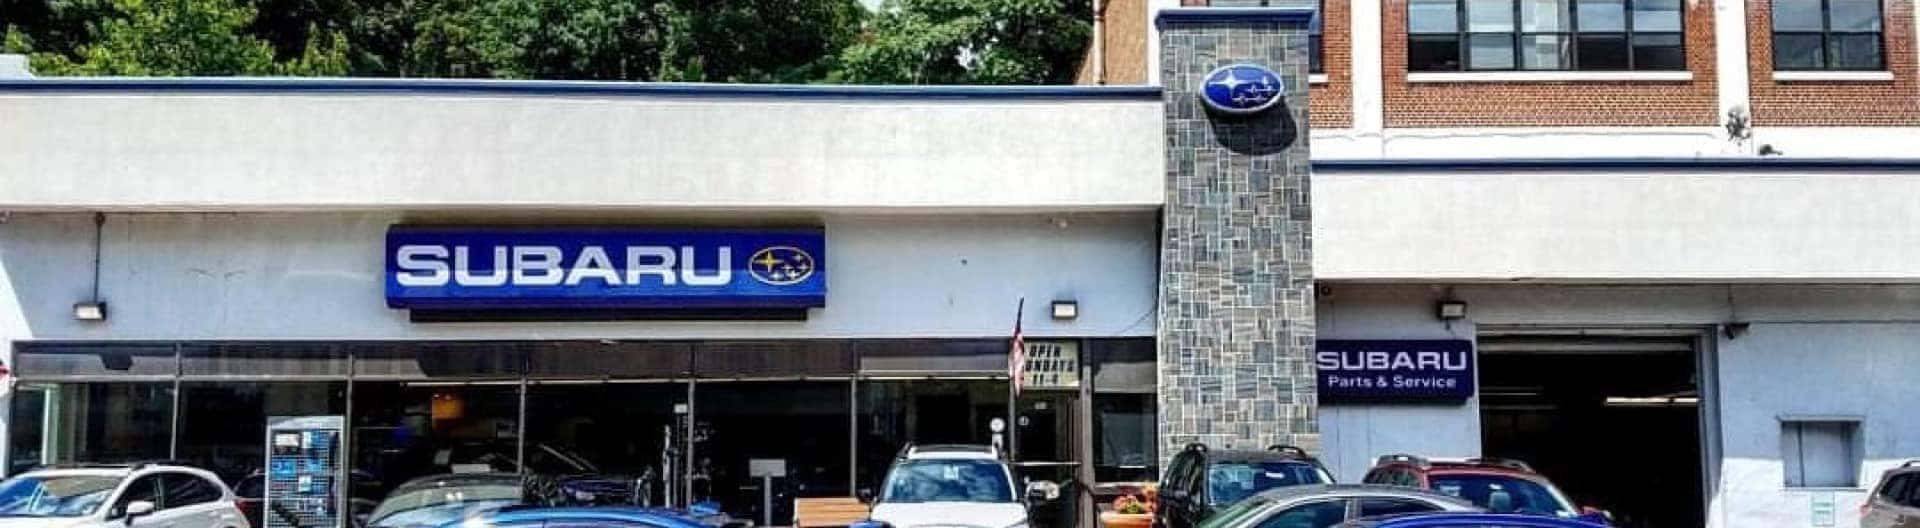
[0,463,251,528]
[867,444,1047,528]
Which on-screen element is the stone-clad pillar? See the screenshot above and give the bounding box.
[1156,6,1318,461]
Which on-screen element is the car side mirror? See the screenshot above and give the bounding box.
[1578,506,1614,523]
[124,500,156,523]
[1025,480,1061,503]
[857,488,876,504]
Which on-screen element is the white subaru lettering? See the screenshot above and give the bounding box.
[1390,352,1416,370]
[1364,351,1390,370]
[395,245,451,287]
[625,246,678,285]
[564,246,623,286]
[512,246,565,286]
[1314,351,1341,370]
[680,246,732,286]
[453,246,509,286]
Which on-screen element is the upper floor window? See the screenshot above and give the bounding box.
[1772,0,1884,70]
[1208,0,1326,73]
[1407,0,1685,71]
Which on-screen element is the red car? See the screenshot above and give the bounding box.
[1361,455,1610,525]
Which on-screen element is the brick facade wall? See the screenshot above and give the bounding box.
[1158,14,1320,461]
[1380,0,1720,127]
[1748,0,1920,125]
[1075,0,1153,85]
[1314,0,1357,129]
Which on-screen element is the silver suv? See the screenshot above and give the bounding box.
[1864,461,1920,528]
[0,462,250,528]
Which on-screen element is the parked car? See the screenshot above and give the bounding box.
[864,444,1055,528]
[1334,512,1610,528]
[366,473,528,528]
[1863,460,1920,528]
[440,506,716,528]
[1157,443,1336,528]
[0,461,250,528]
[1193,484,1478,528]
[1361,455,1607,525]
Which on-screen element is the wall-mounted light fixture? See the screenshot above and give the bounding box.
[74,212,107,322]
[1051,300,1079,320]
[1436,300,1468,321]
[1722,322,1751,340]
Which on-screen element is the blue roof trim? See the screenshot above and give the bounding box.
[1312,157,1920,171]
[1157,7,1318,28]
[0,77,1165,100]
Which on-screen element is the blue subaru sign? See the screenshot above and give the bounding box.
[1199,63,1286,114]
[385,227,826,310]
[1316,340,1475,403]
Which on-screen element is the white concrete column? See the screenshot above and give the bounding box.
[1147,0,1180,85]
[1351,0,1386,154]
[1713,0,1752,153]
[0,233,29,476]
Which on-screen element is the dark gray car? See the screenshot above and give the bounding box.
[1864,461,1920,528]
[1193,484,1480,528]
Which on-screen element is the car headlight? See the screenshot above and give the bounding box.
[569,489,597,502]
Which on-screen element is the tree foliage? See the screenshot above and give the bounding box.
[1,0,1091,83]
[834,0,1090,84]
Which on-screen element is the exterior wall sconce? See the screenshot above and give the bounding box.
[73,301,108,321]
[1051,300,1079,320]
[1436,300,1468,321]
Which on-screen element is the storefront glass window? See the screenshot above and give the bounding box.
[524,382,687,505]
[857,380,1009,494]
[1094,395,1157,483]
[7,387,48,475]
[177,382,348,483]
[28,383,176,466]
[693,381,851,523]
[349,383,522,503]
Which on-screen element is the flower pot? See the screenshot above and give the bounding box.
[1101,512,1154,528]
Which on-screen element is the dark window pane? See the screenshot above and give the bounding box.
[1256,500,1348,528]
[110,476,160,518]
[1773,0,1825,31]
[1311,34,1325,73]
[1411,0,1461,33]
[1359,498,1444,517]
[160,474,222,508]
[1577,0,1627,30]
[1577,34,1630,69]
[1632,33,1686,69]
[1830,0,1883,31]
[1633,0,1683,31]
[1521,34,1573,69]
[1523,0,1572,30]
[1409,35,1465,71]
[1469,0,1517,31]
[1773,33,1826,69]
[1469,34,1518,69]
[1830,33,1884,69]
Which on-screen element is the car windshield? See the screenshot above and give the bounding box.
[1207,462,1332,505]
[880,459,1013,503]
[368,482,524,525]
[1197,496,1273,528]
[0,474,120,517]
[1428,475,1576,516]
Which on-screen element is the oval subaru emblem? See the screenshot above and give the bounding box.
[1199,64,1286,115]
[748,245,816,286]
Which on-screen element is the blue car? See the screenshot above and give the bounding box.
[440,506,716,528]
[1337,512,1611,528]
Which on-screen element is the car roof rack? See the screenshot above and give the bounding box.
[898,443,1001,459]
[1267,444,1318,460]
[1902,459,1920,469]
[1374,454,1430,468]
[1464,457,1534,473]
[1184,442,1209,453]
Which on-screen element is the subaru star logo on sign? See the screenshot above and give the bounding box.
[1199,63,1286,115]
[385,227,826,310]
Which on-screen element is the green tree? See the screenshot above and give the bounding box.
[4,0,348,75]
[834,0,1090,84]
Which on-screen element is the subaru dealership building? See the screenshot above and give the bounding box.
[5,6,1920,528]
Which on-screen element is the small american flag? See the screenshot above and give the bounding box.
[1009,298,1027,395]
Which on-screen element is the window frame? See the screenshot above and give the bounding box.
[1781,419,1863,489]
[1407,0,1686,71]
[1771,0,1887,71]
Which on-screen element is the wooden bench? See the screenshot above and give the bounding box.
[794,497,871,528]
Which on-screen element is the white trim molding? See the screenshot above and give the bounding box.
[1407,71,1695,83]
[1772,70,1896,82]
[1309,73,1330,84]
